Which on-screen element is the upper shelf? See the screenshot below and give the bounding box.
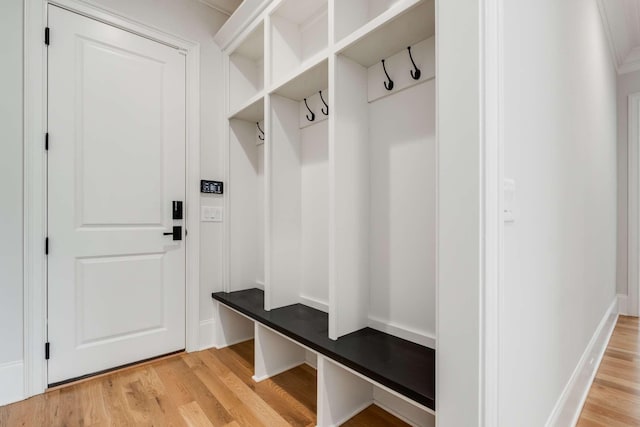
[271,56,328,101]
[229,91,264,122]
[336,0,435,68]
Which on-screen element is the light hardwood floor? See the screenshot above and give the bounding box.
[0,340,408,427]
[577,315,640,426]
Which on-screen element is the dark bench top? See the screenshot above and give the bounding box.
[211,288,435,410]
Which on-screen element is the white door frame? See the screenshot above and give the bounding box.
[628,93,640,317]
[24,0,201,398]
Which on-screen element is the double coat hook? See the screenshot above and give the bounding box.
[304,98,316,122]
[381,45,422,90]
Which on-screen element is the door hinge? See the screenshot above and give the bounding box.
[45,342,50,360]
[45,133,49,151]
[185,229,188,237]
[45,27,50,46]
[45,237,49,255]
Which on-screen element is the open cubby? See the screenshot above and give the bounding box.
[268,60,329,312]
[229,23,265,115]
[319,357,435,427]
[218,0,436,424]
[330,0,436,350]
[269,0,328,86]
[214,336,317,426]
[337,0,435,68]
[334,0,430,45]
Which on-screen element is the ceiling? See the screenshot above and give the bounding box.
[198,0,243,16]
[598,0,640,74]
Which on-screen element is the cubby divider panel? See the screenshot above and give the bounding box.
[254,323,307,382]
[318,356,374,427]
[213,302,255,349]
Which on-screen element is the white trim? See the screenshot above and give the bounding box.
[251,360,306,382]
[23,0,48,401]
[367,316,436,349]
[374,388,435,427]
[196,0,239,17]
[595,0,622,74]
[544,297,618,427]
[199,319,216,350]
[481,0,504,424]
[628,92,640,316]
[212,0,272,51]
[299,295,329,313]
[618,294,629,315]
[619,53,640,75]
[0,361,25,406]
[24,0,201,398]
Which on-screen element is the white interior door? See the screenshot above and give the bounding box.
[47,5,186,385]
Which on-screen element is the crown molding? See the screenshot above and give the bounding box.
[197,0,241,16]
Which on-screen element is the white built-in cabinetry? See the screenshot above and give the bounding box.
[216,0,435,425]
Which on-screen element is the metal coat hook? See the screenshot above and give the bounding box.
[304,98,316,122]
[407,46,421,80]
[257,122,265,140]
[382,59,394,91]
[319,91,329,115]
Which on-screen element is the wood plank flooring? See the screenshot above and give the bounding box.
[0,340,408,426]
[577,315,640,426]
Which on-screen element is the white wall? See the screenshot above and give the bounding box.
[616,69,640,298]
[0,0,24,366]
[501,0,617,425]
[0,0,228,404]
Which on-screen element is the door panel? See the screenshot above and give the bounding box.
[78,39,164,226]
[47,5,186,384]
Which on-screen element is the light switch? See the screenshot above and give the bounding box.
[201,206,223,222]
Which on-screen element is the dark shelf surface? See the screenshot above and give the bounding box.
[212,288,435,410]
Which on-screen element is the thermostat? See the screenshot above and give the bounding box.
[201,180,223,194]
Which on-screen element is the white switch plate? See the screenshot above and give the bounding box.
[201,206,223,222]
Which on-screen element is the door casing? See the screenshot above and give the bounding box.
[628,92,640,317]
[24,0,201,398]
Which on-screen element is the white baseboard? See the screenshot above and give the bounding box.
[299,295,329,313]
[618,294,629,315]
[367,315,436,348]
[252,360,306,382]
[199,318,216,351]
[0,360,24,406]
[545,297,618,427]
[373,387,435,427]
